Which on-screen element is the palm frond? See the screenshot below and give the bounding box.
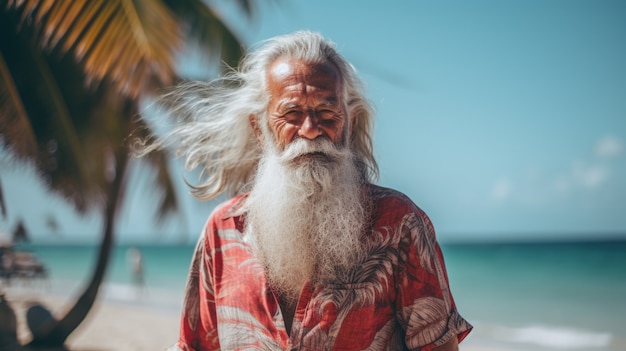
[29,50,91,196]
[0,50,38,159]
[11,0,183,98]
[1,10,96,211]
[232,0,255,19]
[163,0,244,69]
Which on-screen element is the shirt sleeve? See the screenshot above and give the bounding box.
[176,221,221,351]
[394,210,472,351]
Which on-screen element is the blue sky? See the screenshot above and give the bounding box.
[1,0,625,244]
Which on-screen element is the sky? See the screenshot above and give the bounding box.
[1,0,625,244]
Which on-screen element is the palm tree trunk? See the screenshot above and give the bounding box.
[28,147,129,347]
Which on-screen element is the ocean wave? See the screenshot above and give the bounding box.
[492,324,612,349]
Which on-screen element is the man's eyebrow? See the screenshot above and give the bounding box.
[275,96,339,110]
[318,97,339,106]
[276,100,301,110]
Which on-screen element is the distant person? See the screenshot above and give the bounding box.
[126,247,144,295]
[137,31,472,350]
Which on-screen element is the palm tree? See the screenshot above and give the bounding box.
[0,0,254,348]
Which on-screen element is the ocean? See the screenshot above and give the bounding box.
[4,240,625,351]
[444,241,626,351]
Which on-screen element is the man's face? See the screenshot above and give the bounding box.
[247,61,366,293]
[264,57,347,151]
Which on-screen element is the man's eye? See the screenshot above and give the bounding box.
[317,110,336,119]
[284,110,302,122]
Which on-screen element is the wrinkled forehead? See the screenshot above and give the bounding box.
[265,57,344,95]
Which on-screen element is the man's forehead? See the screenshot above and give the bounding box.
[266,58,342,89]
[269,60,296,80]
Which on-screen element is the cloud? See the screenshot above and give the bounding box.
[595,135,623,158]
[488,135,622,204]
[491,179,511,201]
[572,162,610,188]
[557,135,621,192]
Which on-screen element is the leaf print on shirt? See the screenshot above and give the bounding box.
[217,306,285,350]
[183,236,206,332]
[311,227,402,349]
[402,297,448,349]
[399,212,451,309]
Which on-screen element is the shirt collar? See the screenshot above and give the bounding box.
[222,193,249,220]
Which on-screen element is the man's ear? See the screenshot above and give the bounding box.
[249,114,263,145]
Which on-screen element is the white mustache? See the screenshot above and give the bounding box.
[279,138,345,163]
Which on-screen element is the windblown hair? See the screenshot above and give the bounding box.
[133,31,378,200]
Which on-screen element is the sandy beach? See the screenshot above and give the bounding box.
[2,285,497,351]
[4,285,180,351]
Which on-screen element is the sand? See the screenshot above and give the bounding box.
[3,285,179,351]
[3,284,491,351]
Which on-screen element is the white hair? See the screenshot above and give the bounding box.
[133,31,377,200]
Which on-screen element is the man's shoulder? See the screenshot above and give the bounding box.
[367,184,417,209]
[366,183,431,221]
[207,193,248,222]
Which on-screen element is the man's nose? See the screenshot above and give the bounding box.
[298,112,322,139]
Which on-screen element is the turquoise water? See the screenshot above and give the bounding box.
[6,240,626,350]
[444,241,626,350]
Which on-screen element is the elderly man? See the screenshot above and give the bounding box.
[142,31,472,350]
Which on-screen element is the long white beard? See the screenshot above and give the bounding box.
[245,138,368,299]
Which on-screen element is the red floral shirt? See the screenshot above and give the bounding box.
[173,184,472,350]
